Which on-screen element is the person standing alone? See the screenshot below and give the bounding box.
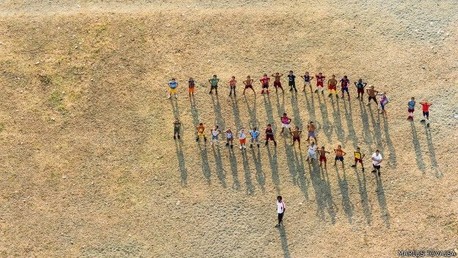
[275,196,286,228]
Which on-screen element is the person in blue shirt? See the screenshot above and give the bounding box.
[407,97,416,121]
[249,127,260,148]
[167,78,178,99]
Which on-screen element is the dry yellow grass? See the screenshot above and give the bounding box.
[0,0,457,257]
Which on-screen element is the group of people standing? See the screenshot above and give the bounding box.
[169,71,434,228]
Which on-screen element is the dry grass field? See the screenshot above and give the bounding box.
[0,0,457,257]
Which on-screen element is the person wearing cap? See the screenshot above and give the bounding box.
[371,150,383,176]
[366,85,379,106]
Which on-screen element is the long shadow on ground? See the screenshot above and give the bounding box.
[241,151,255,195]
[174,140,188,186]
[228,148,241,190]
[382,116,397,168]
[251,147,265,192]
[410,122,426,172]
[425,125,441,178]
[335,167,354,224]
[293,149,309,201]
[343,100,358,148]
[278,226,291,258]
[212,146,226,188]
[309,164,338,224]
[330,97,345,143]
[267,145,281,194]
[317,96,333,143]
[355,168,372,225]
[375,176,390,228]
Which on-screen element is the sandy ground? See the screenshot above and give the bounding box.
[0,0,457,257]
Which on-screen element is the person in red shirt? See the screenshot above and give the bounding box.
[315,72,326,94]
[259,74,271,94]
[228,76,237,97]
[420,100,432,120]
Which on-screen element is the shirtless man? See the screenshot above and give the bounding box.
[334,145,347,168]
[260,74,271,94]
[301,72,313,93]
[271,72,284,93]
[315,72,326,94]
[291,126,302,149]
[366,85,379,106]
[318,146,331,169]
[243,75,256,95]
[228,76,237,97]
[306,121,317,144]
[328,75,338,98]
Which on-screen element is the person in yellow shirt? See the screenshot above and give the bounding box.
[350,147,365,171]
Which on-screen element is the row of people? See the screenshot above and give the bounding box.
[167,72,378,100]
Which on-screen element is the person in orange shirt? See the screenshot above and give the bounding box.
[188,77,196,99]
[196,123,207,143]
[334,145,347,168]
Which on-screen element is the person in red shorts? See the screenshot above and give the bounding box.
[350,147,365,171]
[271,72,284,93]
[318,146,330,169]
[290,126,302,149]
[328,75,338,98]
[315,72,326,94]
[243,75,256,95]
[260,73,271,94]
[340,75,350,100]
[265,124,277,147]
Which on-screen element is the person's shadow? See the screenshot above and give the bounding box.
[251,147,265,192]
[241,150,255,195]
[330,96,345,143]
[375,176,391,228]
[212,94,225,129]
[318,95,333,143]
[212,146,226,188]
[293,148,309,201]
[343,100,358,148]
[228,148,240,190]
[267,144,281,194]
[382,116,397,168]
[335,167,354,223]
[174,139,188,186]
[278,226,291,258]
[410,122,426,172]
[355,168,372,225]
[244,95,258,128]
[425,125,441,178]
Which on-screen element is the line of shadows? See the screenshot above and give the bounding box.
[232,97,243,130]
[343,100,359,148]
[174,140,188,186]
[375,176,390,228]
[355,168,372,225]
[309,163,337,224]
[199,145,212,184]
[335,167,354,224]
[212,146,226,188]
[241,151,255,195]
[251,147,265,192]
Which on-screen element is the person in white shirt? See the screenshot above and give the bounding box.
[276,196,286,228]
[306,141,318,163]
[371,150,383,176]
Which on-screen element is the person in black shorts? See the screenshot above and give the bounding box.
[287,70,297,92]
[243,75,256,95]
